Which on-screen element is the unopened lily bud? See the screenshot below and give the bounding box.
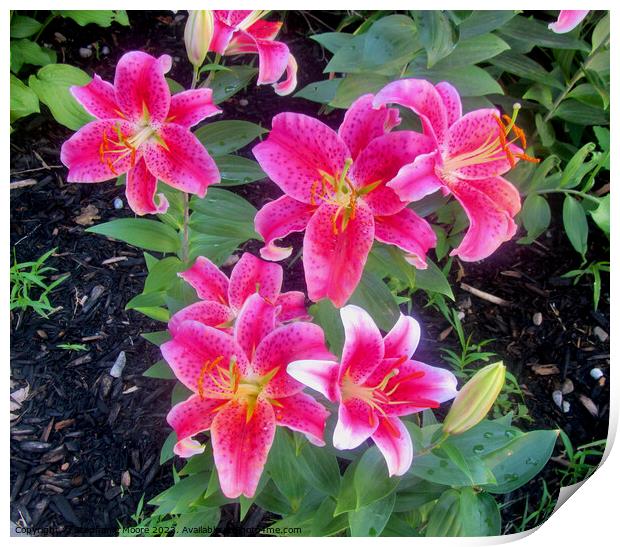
[184,10,214,68]
[443,361,506,435]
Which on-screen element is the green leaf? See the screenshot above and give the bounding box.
[266,430,309,511]
[591,13,610,53]
[433,33,510,70]
[354,446,401,508]
[175,508,221,536]
[481,429,559,494]
[194,120,267,156]
[413,10,457,68]
[133,306,170,322]
[55,10,129,27]
[27,64,94,130]
[490,51,563,89]
[519,194,551,243]
[86,218,180,253]
[414,259,454,299]
[406,65,503,96]
[11,39,56,73]
[309,299,344,356]
[171,382,192,406]
[534,113,555,148]
[311,32,354,53]
[498,14,588,51]
[560,143,595,188]
[590,194,610,236]
[214,155,266,186]
[294,78,342,105]
[394,476,448,511]
[143,359,176,380]
[295,441,341,497]
[10,74,39,123]
[562,196,589,256]
[150,472,211,516]
[311,498,349,536]
[141,330,171,346]
[144,256,184,292]
[348,493,395,537]
[381,513,421,536]
[330,73,390,108]
[334,459,359,516]
[349,270,400,332]
[160,431,177,465]
[458,10,516,40]
[10,15,42,38]
[125,291,166,310]
[209,65,257,103]
[553,100,609,126]
[254,479,293,516]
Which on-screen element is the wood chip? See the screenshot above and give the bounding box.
[578,394,599,417]
[10,178,37,190]
[460,283,511,306]
[437,325,453,342]
[74,204,101,226]
[101,256,128,265]
[531,364,560,376]
[54,419,75,431]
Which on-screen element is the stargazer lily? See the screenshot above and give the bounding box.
[162,294,334,498]
[169,252,309,335]
[253,94,437,308]
[548,10,589,33]
[61,51,221,216]
[373,79,540,262]
[209,10,298,95]
[288,305,457,476]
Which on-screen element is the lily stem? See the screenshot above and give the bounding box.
[204,53,222,87]
[534,188,601,205]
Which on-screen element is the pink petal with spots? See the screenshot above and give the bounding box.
[254,196,315,261]
[303,201,375,308]
[210,13,238,54]
[253,322,335,398]
[374,208,436,269]
[160,320,249,393]
[449,182,518,261]
[179,256,230,304]
[125,158,169,216]
[113,51,171,123]
[549,10,589,33]
[228,252,283,313]
[286,359,340,402]
[167,89,221,127]
[339,304,384,385]
[273,54,298,96]
[246,19,282,40]
[338,94,401,160]
[168,301,233,337]
[386,151,444,203]
[167,395,224,457]
[373,79,449,144]
[275,291,310,322]
[351,131,435,216]
[234,293,277,361]
[371,416,413,476]
[227,31,290,86]
[383,314,421,360]
[435,82,462,126]
[333,397,378,450]
[61,119,136,183]
[466,176,521,217]
[71,74,119,120]
[272,391,330,446]
[143,122,220,197]
[211,399,276,499]
[253,112,350,204]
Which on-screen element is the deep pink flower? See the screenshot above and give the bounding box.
[210,10,297,95]
[373,79,539,261]
[288,305,457,476]
[162,294,334,498]
[252,94,437,308]
[61,51,221,216]
[169,252,309,335]
[548,10,589,33]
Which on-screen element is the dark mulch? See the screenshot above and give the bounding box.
[10,11,609,537]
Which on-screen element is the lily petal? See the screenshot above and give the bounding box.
[273,54,298,96]
[338,94,401,160]
[465,176,521,218]
[386,151,444,203]
[168,301,233,336]
[253,112,350,204]
[374,208,436,269]
[125,158,169,216]
[234,293,277,361]
[340,304,384,384]
[254,195,315,261]
[211,399,276,499]
[245,19,282,40]
[549,10,589,33]
[226,31,290,86]
[286,359,341,402]
[228,252,283,313]
[113,51,171,124]
[371,416,413,476]
[303,201,375,308]
[143,123,220,197]
[179,256,229,304]
[333,397,378,450]
[272,391,330,446]
[71,74,120,120]
[383,314,421,360]
[167,88,221,127]
[435,81,462,126]
[275,291,310,322]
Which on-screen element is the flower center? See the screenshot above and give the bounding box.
[98,121,157,175]
[440,104,540,183]
[236,10,270,31]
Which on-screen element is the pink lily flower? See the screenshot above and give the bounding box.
[548,10,589,33]
[61,51,221,216]
[210,10,298,96]
[162,294,334,498]
[252,94,437,308]
[288,305,457,476]
[373,79,539,262]
[169,252,309,335]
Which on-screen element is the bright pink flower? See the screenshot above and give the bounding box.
[548,10,589,33]
[253,94,437,308]
[288,305,457,476]
[169,252,309,336]
[373,79,539,262]
[210,10,297,95]
[61,51,221,216]
[162,296,334,498]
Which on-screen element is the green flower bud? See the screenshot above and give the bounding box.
[184,10,214,68]
[443,361,506,435]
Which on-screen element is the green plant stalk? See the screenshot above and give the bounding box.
[204,53,222,87]
[534,188,601,205]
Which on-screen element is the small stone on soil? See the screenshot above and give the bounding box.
[79,47,92,58]
[590,367,604,380]
[562,401,570,413]
[109,351,127,378]
[532,312,543,326]
[552,390,563,408]
[113,197,123,209]
[593,326,609,342]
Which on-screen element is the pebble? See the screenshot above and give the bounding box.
[552,390,563,408]
[113,197,124,209]
[590,367,604,381]
[101,45,110,55]
[79,47,92,58]
[562,401,570,413]
[109,351,126,378]
[561,378,574,395]
[222,254,240,268]
[36,330,48,339]
[239,98,249,107]
[593,326,608,342]
[532,312,543,326]
[457,310,465,320]
[19,441,52,453]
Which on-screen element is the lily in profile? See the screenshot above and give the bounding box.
[548,10,589,33]
[163,294,334,498]
[374,79,539,262]
[61,51,221,215]
[288,305,457,476]
[253,94,437,307]
[169,252,308,335]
